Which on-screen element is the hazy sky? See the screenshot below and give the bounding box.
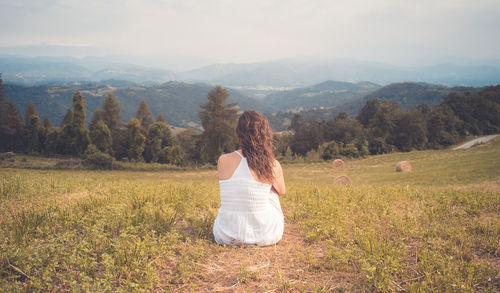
[1,0,500,65]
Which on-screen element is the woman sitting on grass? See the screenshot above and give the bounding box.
[213,110,285,246]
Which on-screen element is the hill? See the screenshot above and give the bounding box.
[264,80,380,111]
[3,55,500,87]
[181,58,500,87]
[3,81,272,128]
[266,82,478,131]
[0,56,179,85]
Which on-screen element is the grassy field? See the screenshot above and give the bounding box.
[1,139,499,291]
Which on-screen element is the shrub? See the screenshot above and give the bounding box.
[84,144,114,170]
[158,145,186,166]
[321,142,339,160]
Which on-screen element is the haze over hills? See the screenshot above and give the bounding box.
[1,54,500,87]
[264,80,380,111]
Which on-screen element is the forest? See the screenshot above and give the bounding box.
[1,72,499,168]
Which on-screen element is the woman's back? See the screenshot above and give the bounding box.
[213,150,284,246]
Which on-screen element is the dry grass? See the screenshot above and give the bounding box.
[167,220,357,292]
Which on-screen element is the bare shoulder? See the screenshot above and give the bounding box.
[218,152,238,166]
[217,152,243,180]
[273,159,283,170]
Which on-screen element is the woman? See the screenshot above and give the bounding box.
[213,110,285,246]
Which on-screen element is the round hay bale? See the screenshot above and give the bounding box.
[332,159,345,169]
[395,161,412,172]
[333,175,352,186]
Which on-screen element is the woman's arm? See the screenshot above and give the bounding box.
[271,160,285,196]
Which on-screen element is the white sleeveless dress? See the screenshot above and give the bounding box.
[213,151,284,246]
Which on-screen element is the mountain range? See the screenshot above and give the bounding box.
[2,55,500,87]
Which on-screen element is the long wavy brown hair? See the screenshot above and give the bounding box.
[236,110,275,183]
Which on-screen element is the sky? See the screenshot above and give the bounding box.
[1,0,500,66]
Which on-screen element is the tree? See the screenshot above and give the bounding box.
[61,109,73,127]
[389,109,428,152]
[90,120,113,154]
[24,101,41,153]
[126,118,146,161]
[58,109,74,155]
[89,109,103,132]
[0,100,23,151]
[367,101,399,154]
[101,93,122,156]
[426,105,462,148]
[102,93,121,134]
[71,91,90,155]
[174,128,202,164]
[136,99,153,130]
[356,98,380,127]
[41,117,57,155]
[198,86,239,164]
[158,145,185,166]
[156,113,166,123]
[143,119,173,162]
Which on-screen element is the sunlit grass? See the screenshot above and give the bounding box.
[0,138,499,291]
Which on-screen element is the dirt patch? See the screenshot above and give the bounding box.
[157,220,359,291]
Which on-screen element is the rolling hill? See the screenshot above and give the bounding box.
[264,80,380,111]
[265,82,478,131]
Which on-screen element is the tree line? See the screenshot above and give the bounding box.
[0,75,238,167]
[276,85,500,160]
[1,71,499,167]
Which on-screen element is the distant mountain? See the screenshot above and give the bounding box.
[360,82,476,109]
[92,64,178,84]
[2,55,500,87]
[0,56,180,85]
[264,80,380,111]
[3,81,272,128]
[0,55,92,84]
[181,58,500,87]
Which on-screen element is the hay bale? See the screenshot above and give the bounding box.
[332,159,345,169]
[333,175,352,186]
[395,161,412,172]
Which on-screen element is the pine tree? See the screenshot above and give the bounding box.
[71,91,90,155]
[102,93,121,134]
[40,116,55,155]
[144,119,173,162]
[136,99,153,130]
[61,109,73,127]
[126,118,146,161]
[24,101,41,153]
[89,109,103,132]
[156,113,166,123]
[0,100,24,151]
[90,120,113,154]
[198,86,239,164]
[58,109,74,155]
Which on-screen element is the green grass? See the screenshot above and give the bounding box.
[285,138,500,186]
[0,139,499,291]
